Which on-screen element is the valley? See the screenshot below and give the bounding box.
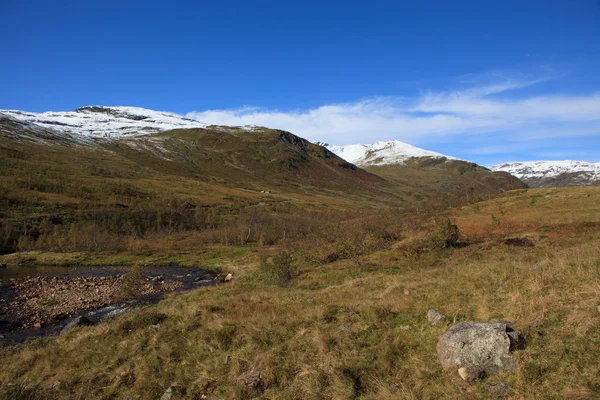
[0,107,598,399]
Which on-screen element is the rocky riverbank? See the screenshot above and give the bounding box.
[0,266,215,336]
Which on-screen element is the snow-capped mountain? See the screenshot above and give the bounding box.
[0,106,207,138]
[491,160,600,187]
[316,140,458,167]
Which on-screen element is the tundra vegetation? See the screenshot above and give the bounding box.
[0,122,597,399]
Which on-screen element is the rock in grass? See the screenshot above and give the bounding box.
[61,316,93,334]
[236,369,263,390]
[427,309,447,326]
[458,364,484,382]
[437,320,525,377]
[487,382,511,399]
[338,323,353,331]
[160,387,173,400]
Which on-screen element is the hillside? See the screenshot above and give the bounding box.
[319,139,525,203]
[365,158,525,204]
[0,112,393,256]
[0,107,524,256]
[491,160,600,188]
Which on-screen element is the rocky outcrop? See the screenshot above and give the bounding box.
[437,320,525,377]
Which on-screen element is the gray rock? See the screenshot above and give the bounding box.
[458,364,484,382]
[236,369,263,390]
[160,387,173,400]
[487,382,511,399]
[338,323,353,331]
[437,320,525,376]
[427,309,447,326]
[61,316,93,334]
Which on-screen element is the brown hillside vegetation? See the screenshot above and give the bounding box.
[1,187,599,399]
[0,116,523,256]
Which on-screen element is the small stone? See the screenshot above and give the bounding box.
[236,369,263,389]
[160,387,173,400]
[458,364,484,382]
[49,380,61,390]
[338,323,353,331]
[487,382,511,399]
[399,325,411,330]
[403,289,410,295]
[427,309,447,326]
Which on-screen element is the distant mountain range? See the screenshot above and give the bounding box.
[319,141,599,188]
[491,161,600,187]
[4,105,589,189]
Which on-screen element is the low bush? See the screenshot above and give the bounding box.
[260,250,296,285]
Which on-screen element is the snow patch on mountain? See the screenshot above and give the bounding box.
[318,140,458,167]
[0,106,207,138]
[491,160,600,187]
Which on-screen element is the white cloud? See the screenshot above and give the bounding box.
[185,73,600,163]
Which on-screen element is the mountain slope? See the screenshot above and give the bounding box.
[365,158,526,204]
[0,106,527,254]
[0,111,396,254]
[491,160,600,188]
[319,140,525,202]
[0,106,208,138]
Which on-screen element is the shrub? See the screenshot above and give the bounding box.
[428,218,461,249]
[261,250,296,285]
[119,264,146,298]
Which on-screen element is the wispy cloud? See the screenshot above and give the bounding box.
[186,71,600,164]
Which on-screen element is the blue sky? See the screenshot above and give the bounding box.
[2,0,600,165]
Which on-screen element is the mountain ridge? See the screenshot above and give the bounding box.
[0,106,209,138]
[318,140,459,167]
[491,160,600,187]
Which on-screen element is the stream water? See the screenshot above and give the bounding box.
[0,264,217,345]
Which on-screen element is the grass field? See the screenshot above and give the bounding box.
[1,186,599,399]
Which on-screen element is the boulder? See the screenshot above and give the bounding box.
[427,309,447,326]
[437,320,524,376]
[61,316,93,334]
